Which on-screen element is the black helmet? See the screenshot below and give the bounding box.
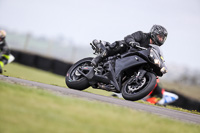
[150,25,168,46]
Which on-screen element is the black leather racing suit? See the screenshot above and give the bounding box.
[105,31,151,57]
[91,31,151,66]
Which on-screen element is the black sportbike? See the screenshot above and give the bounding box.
[65,42,167,101]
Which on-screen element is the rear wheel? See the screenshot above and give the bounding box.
[122,72,156,101]
[65,57,93,90]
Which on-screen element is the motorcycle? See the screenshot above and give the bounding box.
[65,42,168,101]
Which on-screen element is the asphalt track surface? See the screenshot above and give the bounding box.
[1,75,200,124]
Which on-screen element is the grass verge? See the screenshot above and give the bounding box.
[0,80,200,133]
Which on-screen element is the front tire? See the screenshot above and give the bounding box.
[122,72,156,101]
[65,57,93,90]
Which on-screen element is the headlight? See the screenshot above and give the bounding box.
[154,59,160,67]
[161,67,167,74]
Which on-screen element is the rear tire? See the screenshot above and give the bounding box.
[122,72,156,101]
[65,57,93,90]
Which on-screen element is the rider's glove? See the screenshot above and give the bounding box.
[129,41,140,48]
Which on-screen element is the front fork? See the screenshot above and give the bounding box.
[129,69,146,85]
[137,69,147,81]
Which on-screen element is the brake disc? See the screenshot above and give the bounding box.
[127,77,146,93]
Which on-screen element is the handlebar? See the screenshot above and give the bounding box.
[135,45,147,50]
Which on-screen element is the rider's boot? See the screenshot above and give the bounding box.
[91,48,109,67]
[91,54,103,67]
[91,39,124,67]
[91,40,109,67]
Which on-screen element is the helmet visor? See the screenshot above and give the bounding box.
[156,34,167,45]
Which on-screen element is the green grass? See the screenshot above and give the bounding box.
[0,80,200,133]
[3,63,66,87]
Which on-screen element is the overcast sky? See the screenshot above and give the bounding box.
[0,0,200,70]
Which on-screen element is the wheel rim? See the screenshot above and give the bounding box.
[69,62,91,81]
[125,76,148,94]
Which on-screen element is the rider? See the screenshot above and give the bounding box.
[0,30,10,74]
[91,24,168,67]
[91,25,168,104]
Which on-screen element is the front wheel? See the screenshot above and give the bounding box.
[65,57,93,90]
[122,72,156,101]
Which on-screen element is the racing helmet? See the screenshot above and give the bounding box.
[150,25,168,46]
